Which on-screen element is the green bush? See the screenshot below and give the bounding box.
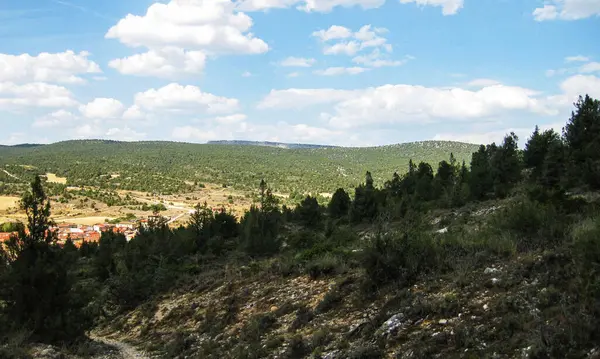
[361,231,440,289]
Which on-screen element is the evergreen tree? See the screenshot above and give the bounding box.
[524,126,561,179]
[469,145,494,200]
[189,201,215,250]
[328,188,351,219]
[0,176,91,343]
[295,195,322,227]
[563,94,600,188]
[350,172,378,222]
[490,133,522,198]
[415,162,434,201]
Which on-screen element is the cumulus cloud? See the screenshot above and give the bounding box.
[238,0,462,13]
[79,98,125,119]
[238,0,386,12]
[280,57,316,67]
[257,88,357,109]
[533,0,600,21]
[433,122,565,146]
[399,0,464,15]
[105,0,268,55]
[32,110,77,128]
[566,55,590,63]
[108,47,207,78]
[0,82,78,110]
[0,50,101,84]
[258,83,559,129]
[313,25,408,70]
[466,78,502,88]
[132,83,240,115]
[579,62,600,74]
[104,127,147,141]
[314,67,368,76]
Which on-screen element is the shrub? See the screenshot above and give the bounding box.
[361,231,439,289]
[305,255,347,279]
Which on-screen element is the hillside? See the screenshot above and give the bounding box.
[206,140,339,149]
[0,140,479,194]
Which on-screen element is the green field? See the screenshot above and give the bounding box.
[0,140,479,194]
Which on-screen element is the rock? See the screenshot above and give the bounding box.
[438,319,448,325]
[436,227,448,234]
[491,278,500,285]
[347,319,370,338]
[270,306,279,312]
[377,313,406,337]
[321,350,341,359]
[484,267,499,274]
[483,304,489,311]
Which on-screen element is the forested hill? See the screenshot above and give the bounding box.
[206,140,338,149]
[0,140,479,194]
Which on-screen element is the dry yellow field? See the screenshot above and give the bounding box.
[46,173,67,184]
[0,196,20,211]
[53,216,114,225]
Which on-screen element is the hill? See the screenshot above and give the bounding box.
[207,140,339,149]
[0,140,480,194]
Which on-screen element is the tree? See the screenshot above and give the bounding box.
[0,176,91,343]
[351,172,379,222]
[328,188,351,219]
[415,162,434,201]
[563,94,600,188]
[490,133,522,198]
[524,126,561,179]
[469,144,495,200]
[189,202,215,251]
[295,195,322,228]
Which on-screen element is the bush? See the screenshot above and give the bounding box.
[361,231,439,289]
[305,255,347,279]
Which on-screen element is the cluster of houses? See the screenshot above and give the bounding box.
[0,218,161,248]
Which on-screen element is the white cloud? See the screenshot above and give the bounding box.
[314,66,368,76]
[109,47,207,78]
[213,113,247,124]
[238,0,462,13]
[0,82,78,109]
[533,0,600,21]
[259,83,558,129]
[133,83,239,114]
[433,122,565,146]
[105,127,147,141]
[105,0,268,55]
[566,55,590,62]
[580,62,600,73]
[559,74,600,99]
[280,57,316,67]
[32,110,77,128]
[79,98,125,119]
[466,78,501,88]
[352,49,410,68]
[323,41,361,56]
[242,71,253,77]
[0,50,101,84]
[533,4,559,20]
[312,25,353,41]
[122,105,144,120]
[257,88,357,109]
[399,0,464,15]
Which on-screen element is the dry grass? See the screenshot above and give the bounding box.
[54,216,114,225]
[46,173,67,184]
[0,196,20,211]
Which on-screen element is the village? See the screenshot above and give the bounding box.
[0,214,172,247]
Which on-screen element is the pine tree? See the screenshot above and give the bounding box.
[328,188,351,219]
[490,133,522,198]
[295,195,322,227]
[563,94,600,188]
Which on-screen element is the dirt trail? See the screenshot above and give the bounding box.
[1,169,20,180]
[88,333,149,359]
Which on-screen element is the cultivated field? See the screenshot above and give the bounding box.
[0,196,19,211]
[45,173,67,184]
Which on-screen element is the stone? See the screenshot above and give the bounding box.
[484,267,499,274]
[270,306,279,312]
[438,319,448,325]
[377,313,406,337]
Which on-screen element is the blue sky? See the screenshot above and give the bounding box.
[0,0,599,147]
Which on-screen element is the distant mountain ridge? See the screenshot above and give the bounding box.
[206,140,339,149]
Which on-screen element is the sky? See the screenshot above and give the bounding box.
[0,0,599,147]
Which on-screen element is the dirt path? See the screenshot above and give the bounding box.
[88,333,150,359]
[1,169,20,180]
